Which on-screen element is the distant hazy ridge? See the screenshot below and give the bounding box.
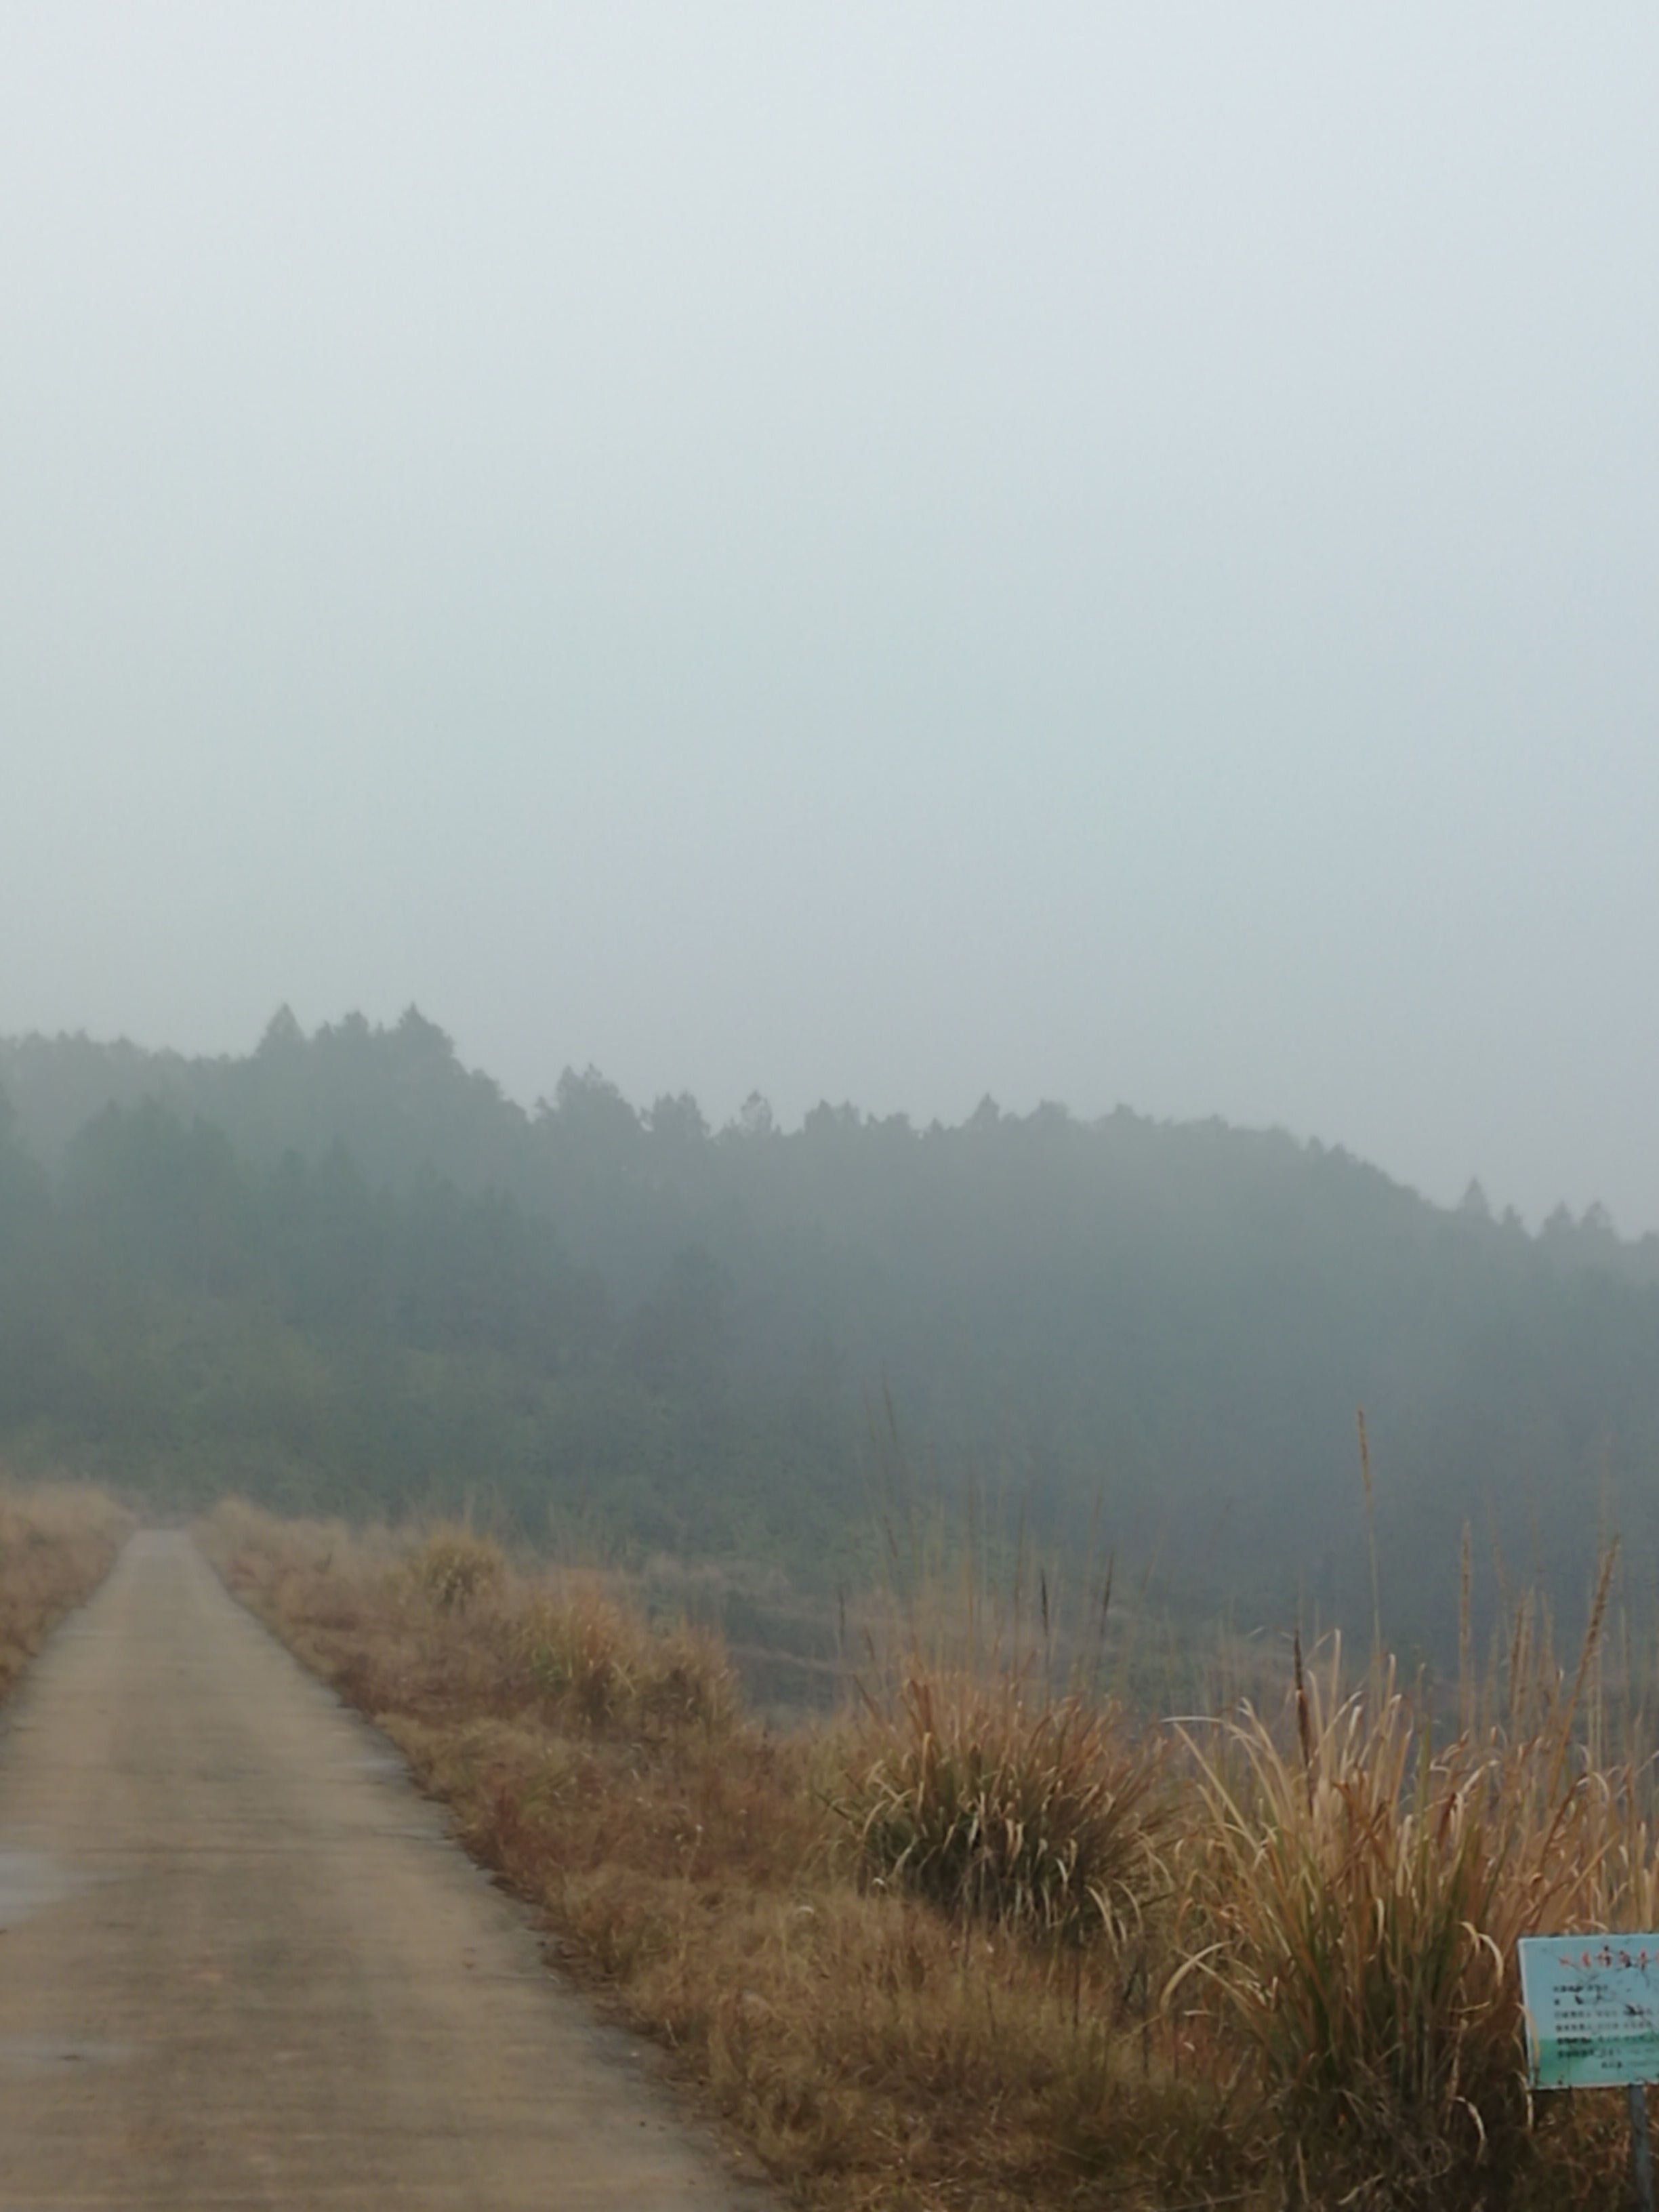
[1,1008,1654,1654]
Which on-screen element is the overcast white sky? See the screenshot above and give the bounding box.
[2,7,1656,1227]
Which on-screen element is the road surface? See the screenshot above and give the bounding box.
[0,1530,763,2209]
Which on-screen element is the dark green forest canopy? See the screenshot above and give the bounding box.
[1,1008,1655,1654]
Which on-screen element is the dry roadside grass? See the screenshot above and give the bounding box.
[201,1502,1236,2211]
[0,1476,132,1694]
[201,1502,1653,2212]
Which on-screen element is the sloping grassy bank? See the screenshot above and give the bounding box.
[203,1502,1647,2211]
[0,1477,132,1692]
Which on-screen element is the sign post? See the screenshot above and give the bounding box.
[1634,2081,1655,2212]
[1517,1938,1659,2212]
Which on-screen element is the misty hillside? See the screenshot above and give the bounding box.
[2,1009,1657,1650]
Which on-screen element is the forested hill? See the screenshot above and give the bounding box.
[2,1008,1657,1649]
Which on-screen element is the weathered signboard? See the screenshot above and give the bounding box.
[1519,1938,1659,2210]
[1517,1937,1659,2091]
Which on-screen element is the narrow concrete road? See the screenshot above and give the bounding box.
[0,1532,763,2209]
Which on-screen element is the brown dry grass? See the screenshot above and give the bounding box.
[202,1502,1233,2210]
[201,1502,1659,2212]
[0,1475,131,1693]
[1172,1631,1631,2209]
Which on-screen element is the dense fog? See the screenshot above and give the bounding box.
[3,1012,1656,1660]
[3,9,1658,1227]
